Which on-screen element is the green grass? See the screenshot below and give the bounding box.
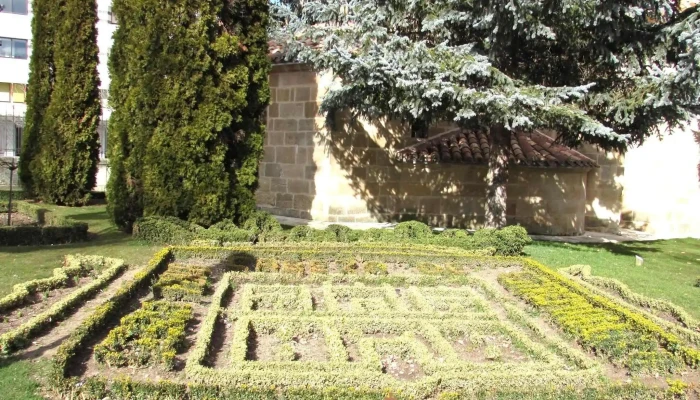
[0,358,51,400]
[526,238,700,319]
[0,203,159,297]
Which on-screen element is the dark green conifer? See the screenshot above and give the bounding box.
[19,0,56,196]
[108,0,270,229]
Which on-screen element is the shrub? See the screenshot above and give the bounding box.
[133,216,194,244]
[472,225,531,256]
[133,216,254,245]
[359,228,393,242]
[287,225,335,242]
[93,301,192,370]
[209,220,238,231]
[364,261,388,275]
[153,265,210,302]
[242,210,282,236]
[325,224,358,242]
[202,226,255,244]
[287,225,313,241]
[695,278,700,288]
[393,221,433,239]
[440,229,469,239]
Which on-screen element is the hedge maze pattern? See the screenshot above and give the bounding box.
[185,272,601,396]
[49,244,700,399]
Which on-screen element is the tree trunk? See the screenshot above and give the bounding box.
[485,124,509,228]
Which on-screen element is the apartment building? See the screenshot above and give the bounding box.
[0,0,116,189]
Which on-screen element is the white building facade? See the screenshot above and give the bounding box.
[0,0,116,190]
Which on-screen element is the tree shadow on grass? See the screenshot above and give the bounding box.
[526,240,664,258]
[0,234,154,255]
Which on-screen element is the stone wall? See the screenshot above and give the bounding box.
[582,123,700,237]
[256,64,323,220]
[256,65,590,235]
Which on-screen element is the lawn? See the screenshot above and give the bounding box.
[0,203,159,297]
[526,238,700,319]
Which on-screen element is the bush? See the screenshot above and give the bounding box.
[133,216,254,245]
[0,201,89,246]
[440,229,469,239]
[325,224,358,242]
[242,211,282,236]
[93,301,192,370]
[472,225,531,256]
[359,228,393,242]
[209,220,238,231]
[287,225,335,242]
[393,221,433,239]
[695,278,700,288]
[133,216,194,244]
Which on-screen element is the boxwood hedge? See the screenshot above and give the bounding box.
[0,201,89,246]
[133,214,532,256]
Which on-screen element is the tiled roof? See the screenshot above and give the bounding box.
[396,129,598,168]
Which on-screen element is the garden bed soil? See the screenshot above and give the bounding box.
[0,212,38,227]
[0,276,95,335]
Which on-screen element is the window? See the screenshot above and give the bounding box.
[12,83,25,103]
[0,83,10,102]
[98,122,108,159]
[107,6,117,24]
[0,0,28,15]
[0,119,22,156]
[0,38,28,59]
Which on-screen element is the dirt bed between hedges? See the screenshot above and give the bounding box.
[0,212,38,227]
[0,276,95,336]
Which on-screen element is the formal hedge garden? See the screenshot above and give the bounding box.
[38,243,697,399]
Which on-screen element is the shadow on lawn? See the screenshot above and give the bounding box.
[526,240,664,258]
[0,233,151,255]
[67,211,114,223]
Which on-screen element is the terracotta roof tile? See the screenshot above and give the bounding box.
[397,129,598,168]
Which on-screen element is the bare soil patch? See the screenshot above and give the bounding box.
[246,332,280,361]
[451,335,529,363]
[381,354,424,380]
[0,212,38,227]
[0,276,94,335]
[292,333,327,361]
[342,337,360,362]
[205,289,235,368]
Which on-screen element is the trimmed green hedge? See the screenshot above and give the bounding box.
[51,248,172,389]
[133,215,531,256]
[132,216,255,245]
[0,201,89,246]
[277,222,532,256]
[0,255,126,354]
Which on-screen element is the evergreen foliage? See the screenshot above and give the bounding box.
[273,1,699,149]
[19,0,56,196]
[107,0,270,230]
[20,0,101,205]
[272,0,700,226]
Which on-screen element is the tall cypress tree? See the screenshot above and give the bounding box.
[19,0,55,196]
[108,0,270,230]
[227,0,271,220]
[33,0,101,205]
